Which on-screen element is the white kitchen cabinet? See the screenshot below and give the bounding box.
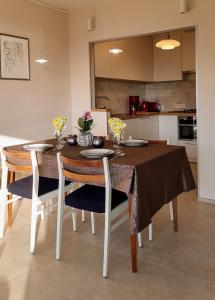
[159,115,178,145]
[178,140,197,162]
[124,117,159,140]
[94,36,153,82]
[124,119,140,139]
[153,31,182,82]
[182,30,196,72]
[138,116,159,140]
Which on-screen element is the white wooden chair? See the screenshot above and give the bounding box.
[56,153,128,278]
[0,148,73,253]
[71,139,174,248]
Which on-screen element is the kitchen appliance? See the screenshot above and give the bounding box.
[129,96,139,115]
[148,101,160,112]
[140,100,148,112]
[178,116,197,140]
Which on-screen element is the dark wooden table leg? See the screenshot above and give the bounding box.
[7,171,15,227]
[172,197,178,232]
[128,194,137,273]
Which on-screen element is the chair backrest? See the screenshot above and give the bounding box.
[149,139,170,145]
[57,153,112,213]
[2,148,32,173]
[1,148,39,198]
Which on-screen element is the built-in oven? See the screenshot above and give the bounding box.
[178,116,197,140]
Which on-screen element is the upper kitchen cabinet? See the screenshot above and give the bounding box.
[153,31,182,82]
[182,30,196,72]
[94,36,153,82]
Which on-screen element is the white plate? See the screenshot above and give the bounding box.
[80,149,114,159]
[23,144,53,151]
[124,139,149,147]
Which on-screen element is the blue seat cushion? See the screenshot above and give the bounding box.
[65,184,128,213]
[8,176,71,199]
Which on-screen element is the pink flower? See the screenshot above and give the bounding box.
[82,111,91,121]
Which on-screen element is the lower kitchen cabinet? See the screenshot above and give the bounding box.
[178,140,197,163]
[124,116,159,140]
[159,115,178,145]
[138,116,159,140]
[123,119,140,139]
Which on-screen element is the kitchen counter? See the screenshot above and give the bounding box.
[112,111,196,120]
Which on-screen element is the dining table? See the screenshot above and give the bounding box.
[6,138,196,272]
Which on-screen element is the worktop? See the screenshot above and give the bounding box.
[112,111,196,120]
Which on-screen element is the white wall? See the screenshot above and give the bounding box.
[68,0,215,201]
[0,0,71,147]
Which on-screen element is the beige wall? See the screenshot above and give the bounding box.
[68,0,215,201]
[0,0,71,147]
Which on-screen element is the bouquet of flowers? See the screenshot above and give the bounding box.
[52,115,67,134]
[108,117,126,147]
[78,111,94,133]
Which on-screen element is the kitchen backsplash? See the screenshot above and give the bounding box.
[95,74,196,114]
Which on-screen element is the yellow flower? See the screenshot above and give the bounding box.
[52,115,67,133]
[108,117,126,138]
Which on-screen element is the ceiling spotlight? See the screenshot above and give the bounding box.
[108,48,123,54]
[36,58,48,64]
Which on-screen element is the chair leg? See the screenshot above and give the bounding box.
[103,214,111,278]
[40,203,45,220]
[81,210,86,222]
[30,202,37,253]
[56,197,64,260]
[0,193,7,238]
[50,199,54,213]
[137,232,143,248]
[72,208,77,232]
[169,201,174,221]
[172,198,178,232]
[149,222,153,241]
[7,171,15,227]
[91,212,96,235]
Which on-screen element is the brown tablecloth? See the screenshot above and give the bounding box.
[7,139,196,234]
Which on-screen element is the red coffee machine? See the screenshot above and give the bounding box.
[129,96,139,115]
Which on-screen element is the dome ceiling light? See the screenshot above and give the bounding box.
[156,32,181,50]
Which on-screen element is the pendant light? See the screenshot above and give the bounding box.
[36,23,48,64]
[109,0,123,55]
[156,32,181,50]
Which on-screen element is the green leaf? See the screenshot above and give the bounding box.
[88,119,93,128]
[78,118,84,129]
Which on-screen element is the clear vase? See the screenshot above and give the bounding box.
[77,131,93,147]
[112,130,124,150]
[55,127,66,150]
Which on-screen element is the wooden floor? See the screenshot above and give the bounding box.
[0,163,215,300]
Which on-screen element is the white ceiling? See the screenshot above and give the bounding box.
[32,0,110,10]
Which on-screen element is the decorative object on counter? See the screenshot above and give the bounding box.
[93,136,105,148]
[67,134,77,146]
[108,117,126,149]
[52,115,67,150]
[77,111,94,147]
[129,96,139,115]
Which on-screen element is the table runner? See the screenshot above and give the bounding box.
[6,139,196,233]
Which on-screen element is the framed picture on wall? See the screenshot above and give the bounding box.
[0,34,30,80]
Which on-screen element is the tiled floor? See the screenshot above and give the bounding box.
[0,163,215,300]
